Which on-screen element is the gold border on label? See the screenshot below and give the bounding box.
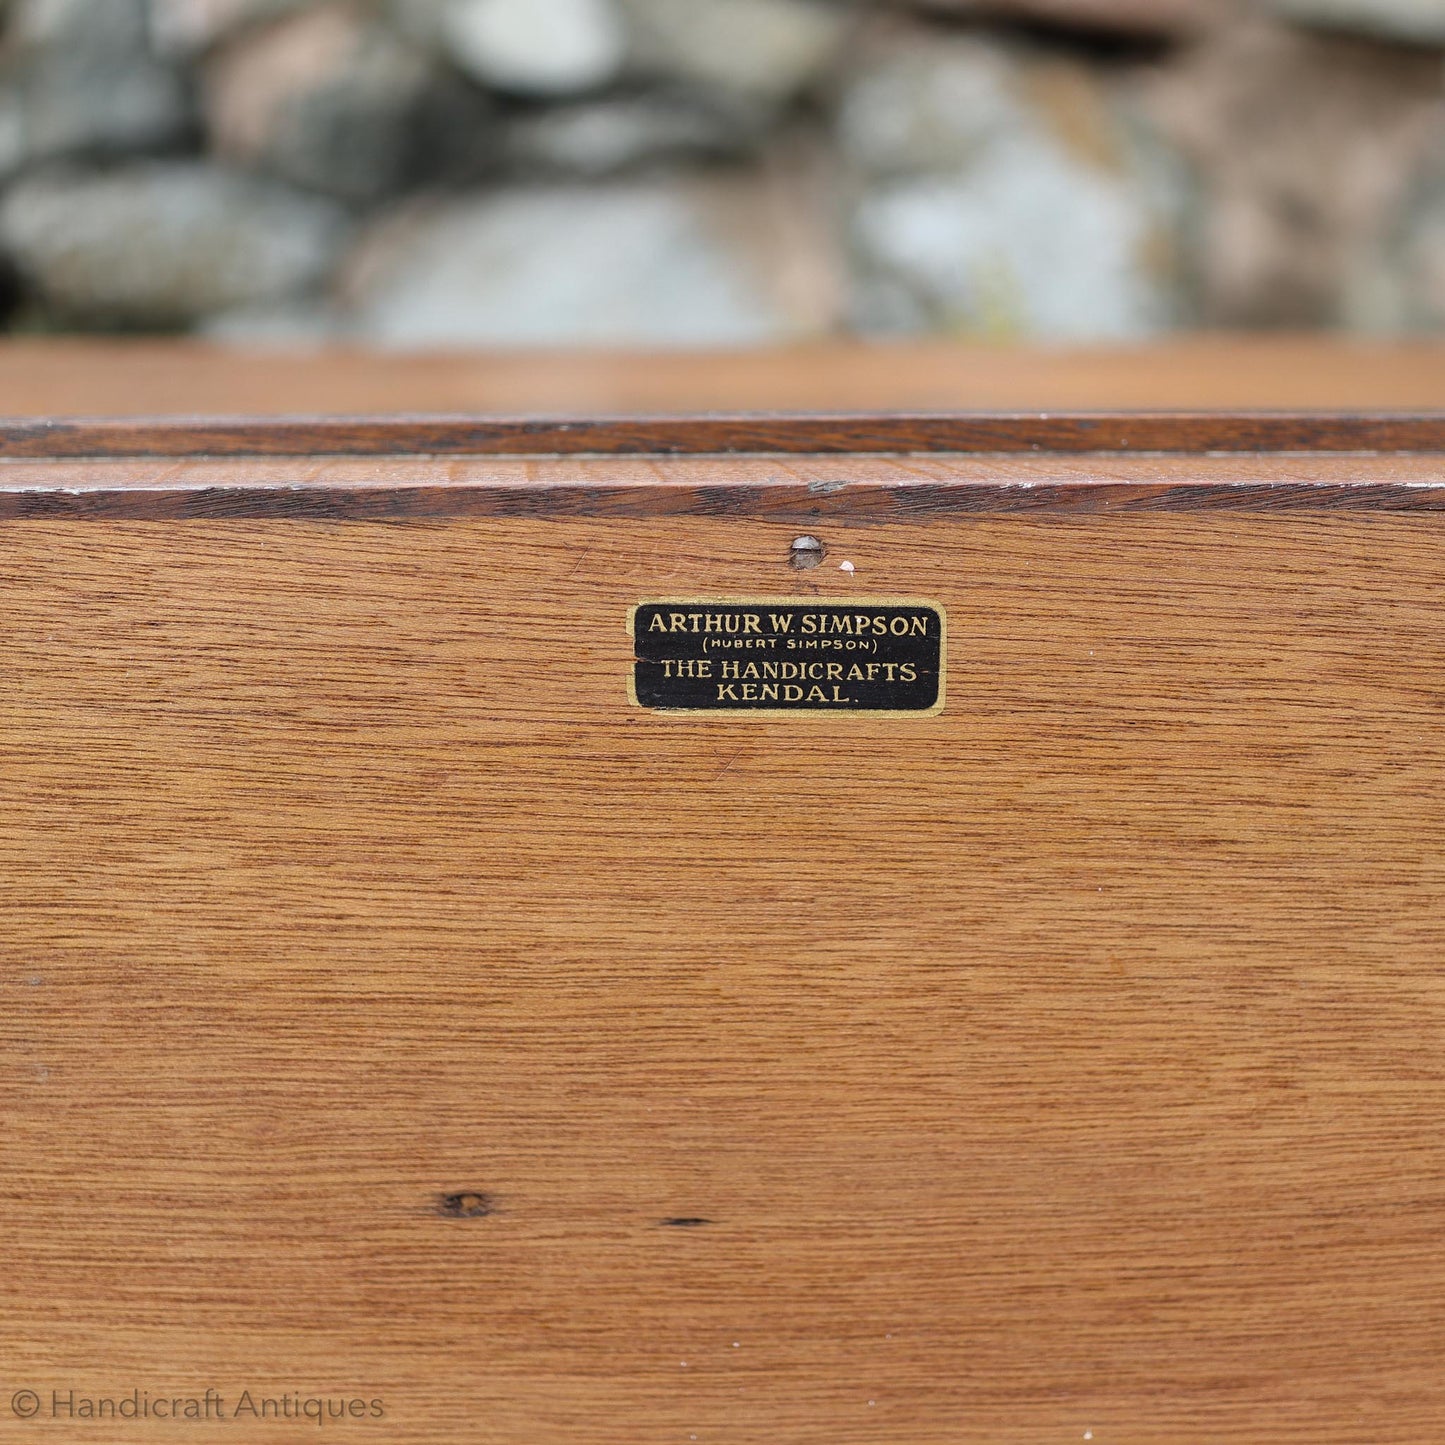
[627,597,947,718]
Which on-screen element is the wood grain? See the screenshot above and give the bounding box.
[3,410,1445,461]
[5,501,1445,1442]
[2,450,1445,520]
[2,336,1445,416]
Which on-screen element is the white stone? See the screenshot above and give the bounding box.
[201,299,343,344]
[506,94,749,176]
[621,0,854,101]
[841,28,1188,340]
[836,35,1029,175]
[442,0,626,96]
[853,131,1174,340]
[346,180,837,347]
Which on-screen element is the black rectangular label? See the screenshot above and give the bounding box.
[630,599,945,714]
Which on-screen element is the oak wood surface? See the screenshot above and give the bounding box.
[5,410,1445,461]
[2,450,1445,519]
[5,499,1445,1442]
[0,335,1444,418]
[5,354,1445,1440]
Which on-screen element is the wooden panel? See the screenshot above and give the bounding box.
[4,411,1445,462]
[5,504,1445,1442]
[0,333,1445,419]
[0,336,1444,419]
[1,449,1445,519]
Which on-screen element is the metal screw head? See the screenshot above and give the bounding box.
[789,535,825,570]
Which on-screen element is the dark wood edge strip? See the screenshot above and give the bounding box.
[3,482,1443,520]
[3,412,1445,458]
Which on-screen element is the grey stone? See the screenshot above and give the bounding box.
[0,91,25,180]
[505,92,758,176]
[11,0,150,50]
[0,163,348,327]
[909,0,1223,38]
[621,0,857,103]
[841,32,1189,339]
[342,177,843,346]
[377,0,449,50]
[150,0,316,57]
[204,4,493,202]
[1,0,192,168]
[1266,0,1445,47]
[3,47,191,165]
[442,0,627,96]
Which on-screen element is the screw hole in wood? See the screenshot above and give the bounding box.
[437,1191,494,1219]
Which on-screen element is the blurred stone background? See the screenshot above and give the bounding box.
[0,0,1441,346]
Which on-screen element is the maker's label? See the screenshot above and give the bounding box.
[630,599,945,714]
